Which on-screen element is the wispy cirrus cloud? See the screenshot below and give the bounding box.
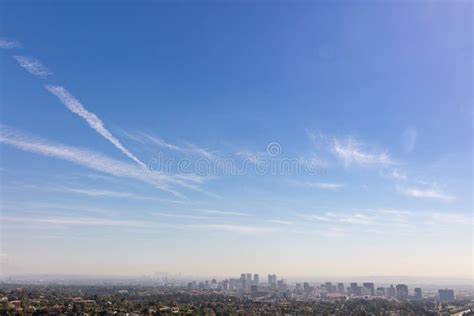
[1,200,118,217]
[195,209,250,216]
[9,51,144,168]
[288,180,344,190]
[374,208,414,218]
[154,212,208,220]
[384,169,407,181]
[183,142,217,159]
[191,224,276,234]
[13,56,52,78]
[265,219,293,225]
[297,212,373,225]
[0,39,20,49]
[45,85,146,168]
[56,187,167,201]
[0,125,207,196]
[307,130,397,168]
[235,150,266,164]
[1,216,149,227]
[315,182,344,189]
[397,186,454,201]
[306,129,332,149]
[333,138,396,167]
[1,215,282,235]
[124,131,217,159]
[300,208,471,230]
[141,133,181,151]
[18,180,192,205]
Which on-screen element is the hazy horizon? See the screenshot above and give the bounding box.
[3,273,473,287]
[0,1,472,279]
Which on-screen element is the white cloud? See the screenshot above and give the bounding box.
[0,125,206,196]
[312,182,344,190]
[289,180,344,190]
[297,208,471,235]
[1,200,118,216]
[195,209,249,216]
[183,142,217,160]
[1,216,149,227]
[17,182,187,205]
[386,169,407,180]
[125,131,217,159]
[58,187,165,201]
[333,138,396,167]
[297,212,373,225]
[301,214,331,221]
[45,85,146,168]
[265,219,293,225]
[13,56,52,77]
[236,150,263,164]
[397,186,454,201]
[141,133,181,151]
[375,209,413,217]
[192,224,276,234]
[336,213,372,224]
[0,39,20,49]
[116,129,147,144]
[306,131,395,168]
[154,212,208,220]
[306,129,332,149]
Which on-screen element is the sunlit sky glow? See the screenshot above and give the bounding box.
[0,1,472,278]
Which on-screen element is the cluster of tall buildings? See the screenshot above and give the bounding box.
[294,282,419,300]
[239,273,260,291]
[187,273,284,292]
[266,274,288,291]
[185,275,456,302]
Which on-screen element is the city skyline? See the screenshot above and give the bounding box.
[1,271,467,299]
[0,1,472,279]
[1,277,469,315]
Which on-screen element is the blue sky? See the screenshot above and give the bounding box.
[0,1,472,278]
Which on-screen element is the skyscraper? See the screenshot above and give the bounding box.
[253,274,259,285]
[396,284,409,300]
[363,282,375,296]
[295,283,302,295]
[240,273,246,290]
[246,273,252,287]
[222,279,230,291]
[376,287,385,296]
[350,282,357,293]
[337,283,345,294]
[387,285,396,298]
[277,280,287,291]
[268,274,277,288]
[350,282,360,295]
[325,282,334,293]
[438,289,455,301]
[414,288,422,299]
[303,282,313,296]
